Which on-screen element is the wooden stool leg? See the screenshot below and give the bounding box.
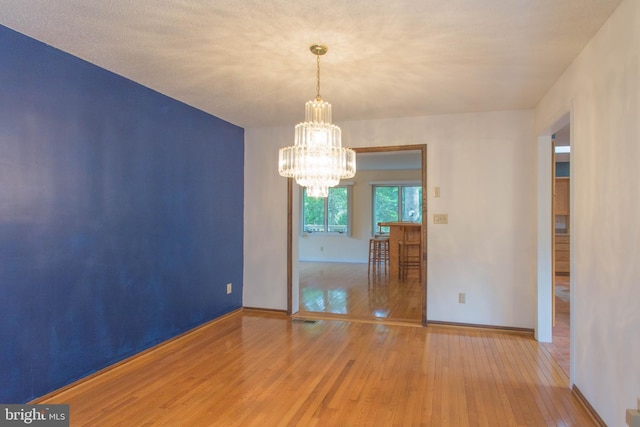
[370,238,390,278]
[368,238,378,276]
[368,239,373,276]
[398,241,404,280]
[381,239,389,274]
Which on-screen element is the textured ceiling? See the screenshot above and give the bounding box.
[0,0,623,128]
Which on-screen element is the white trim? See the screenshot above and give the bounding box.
[568,102,575,387]
[300,232,351,237]
[369,180,421,185]
[299,257,367,263]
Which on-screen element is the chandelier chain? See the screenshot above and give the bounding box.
[316,53,321,101]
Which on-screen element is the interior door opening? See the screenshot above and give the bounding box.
[537,110,573,385]
[548,124,571,378]
[287,145,428,325]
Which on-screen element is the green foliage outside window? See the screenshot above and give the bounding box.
[373,187,399,233]
[402,186,422,222]
[303,187,349,234]
[303,193,325,232]
[373,185,422,233]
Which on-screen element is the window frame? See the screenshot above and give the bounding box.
[371,182,422,235]
[301,185,353,236]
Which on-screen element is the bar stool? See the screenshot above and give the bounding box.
[398,226,421,280]
[368,236,390,276]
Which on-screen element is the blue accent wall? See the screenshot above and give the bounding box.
[0,25,244,403]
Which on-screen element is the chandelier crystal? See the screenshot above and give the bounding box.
[278,44,356,198]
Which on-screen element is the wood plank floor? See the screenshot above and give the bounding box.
[299,261,422,324]
[542,275,571,377]
[39,310,595,426]
[300,263,572,379]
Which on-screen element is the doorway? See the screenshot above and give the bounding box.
[287,144,428,325]
[536,111,573,383]
[548,124,571,376]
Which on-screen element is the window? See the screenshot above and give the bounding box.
[372,184,422,233]
[302,186,351,234]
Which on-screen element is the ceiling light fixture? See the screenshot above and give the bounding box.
[278,44,356,198]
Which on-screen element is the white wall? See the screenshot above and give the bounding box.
[299,168,422,263]
[244,109,536,330]
[534,0,640,424]
[536,135,553,343]
[243,126,290,310]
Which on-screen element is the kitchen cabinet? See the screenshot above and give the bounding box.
[554,178,570,274]
[555,177,569,215]
[555,234,570,274]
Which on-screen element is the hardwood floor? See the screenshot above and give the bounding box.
[543,275,571,377]
[38,310,595,426]
[300,262,573,377]
[297,262,580,421]
[298,261,422,324]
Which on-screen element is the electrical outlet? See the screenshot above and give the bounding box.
[226,283,232,294]
[458,293,466,304]
[434,214,448,224]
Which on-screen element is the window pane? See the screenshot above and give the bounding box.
[327,187,348,233]
[303,189,325,232]
[373,186,398,233]
[402,186,422,222]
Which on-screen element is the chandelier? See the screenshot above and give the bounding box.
[278,44,356,198]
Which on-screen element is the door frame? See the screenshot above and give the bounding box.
[536,107,574,383]
[287,144,428,325]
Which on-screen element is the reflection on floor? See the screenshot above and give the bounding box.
[542,275,571,377]
[299,264,571,376]
[298,261,422,324]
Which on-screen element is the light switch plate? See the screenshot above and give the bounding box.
[434,214,448,224]
[433,187,441,197]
